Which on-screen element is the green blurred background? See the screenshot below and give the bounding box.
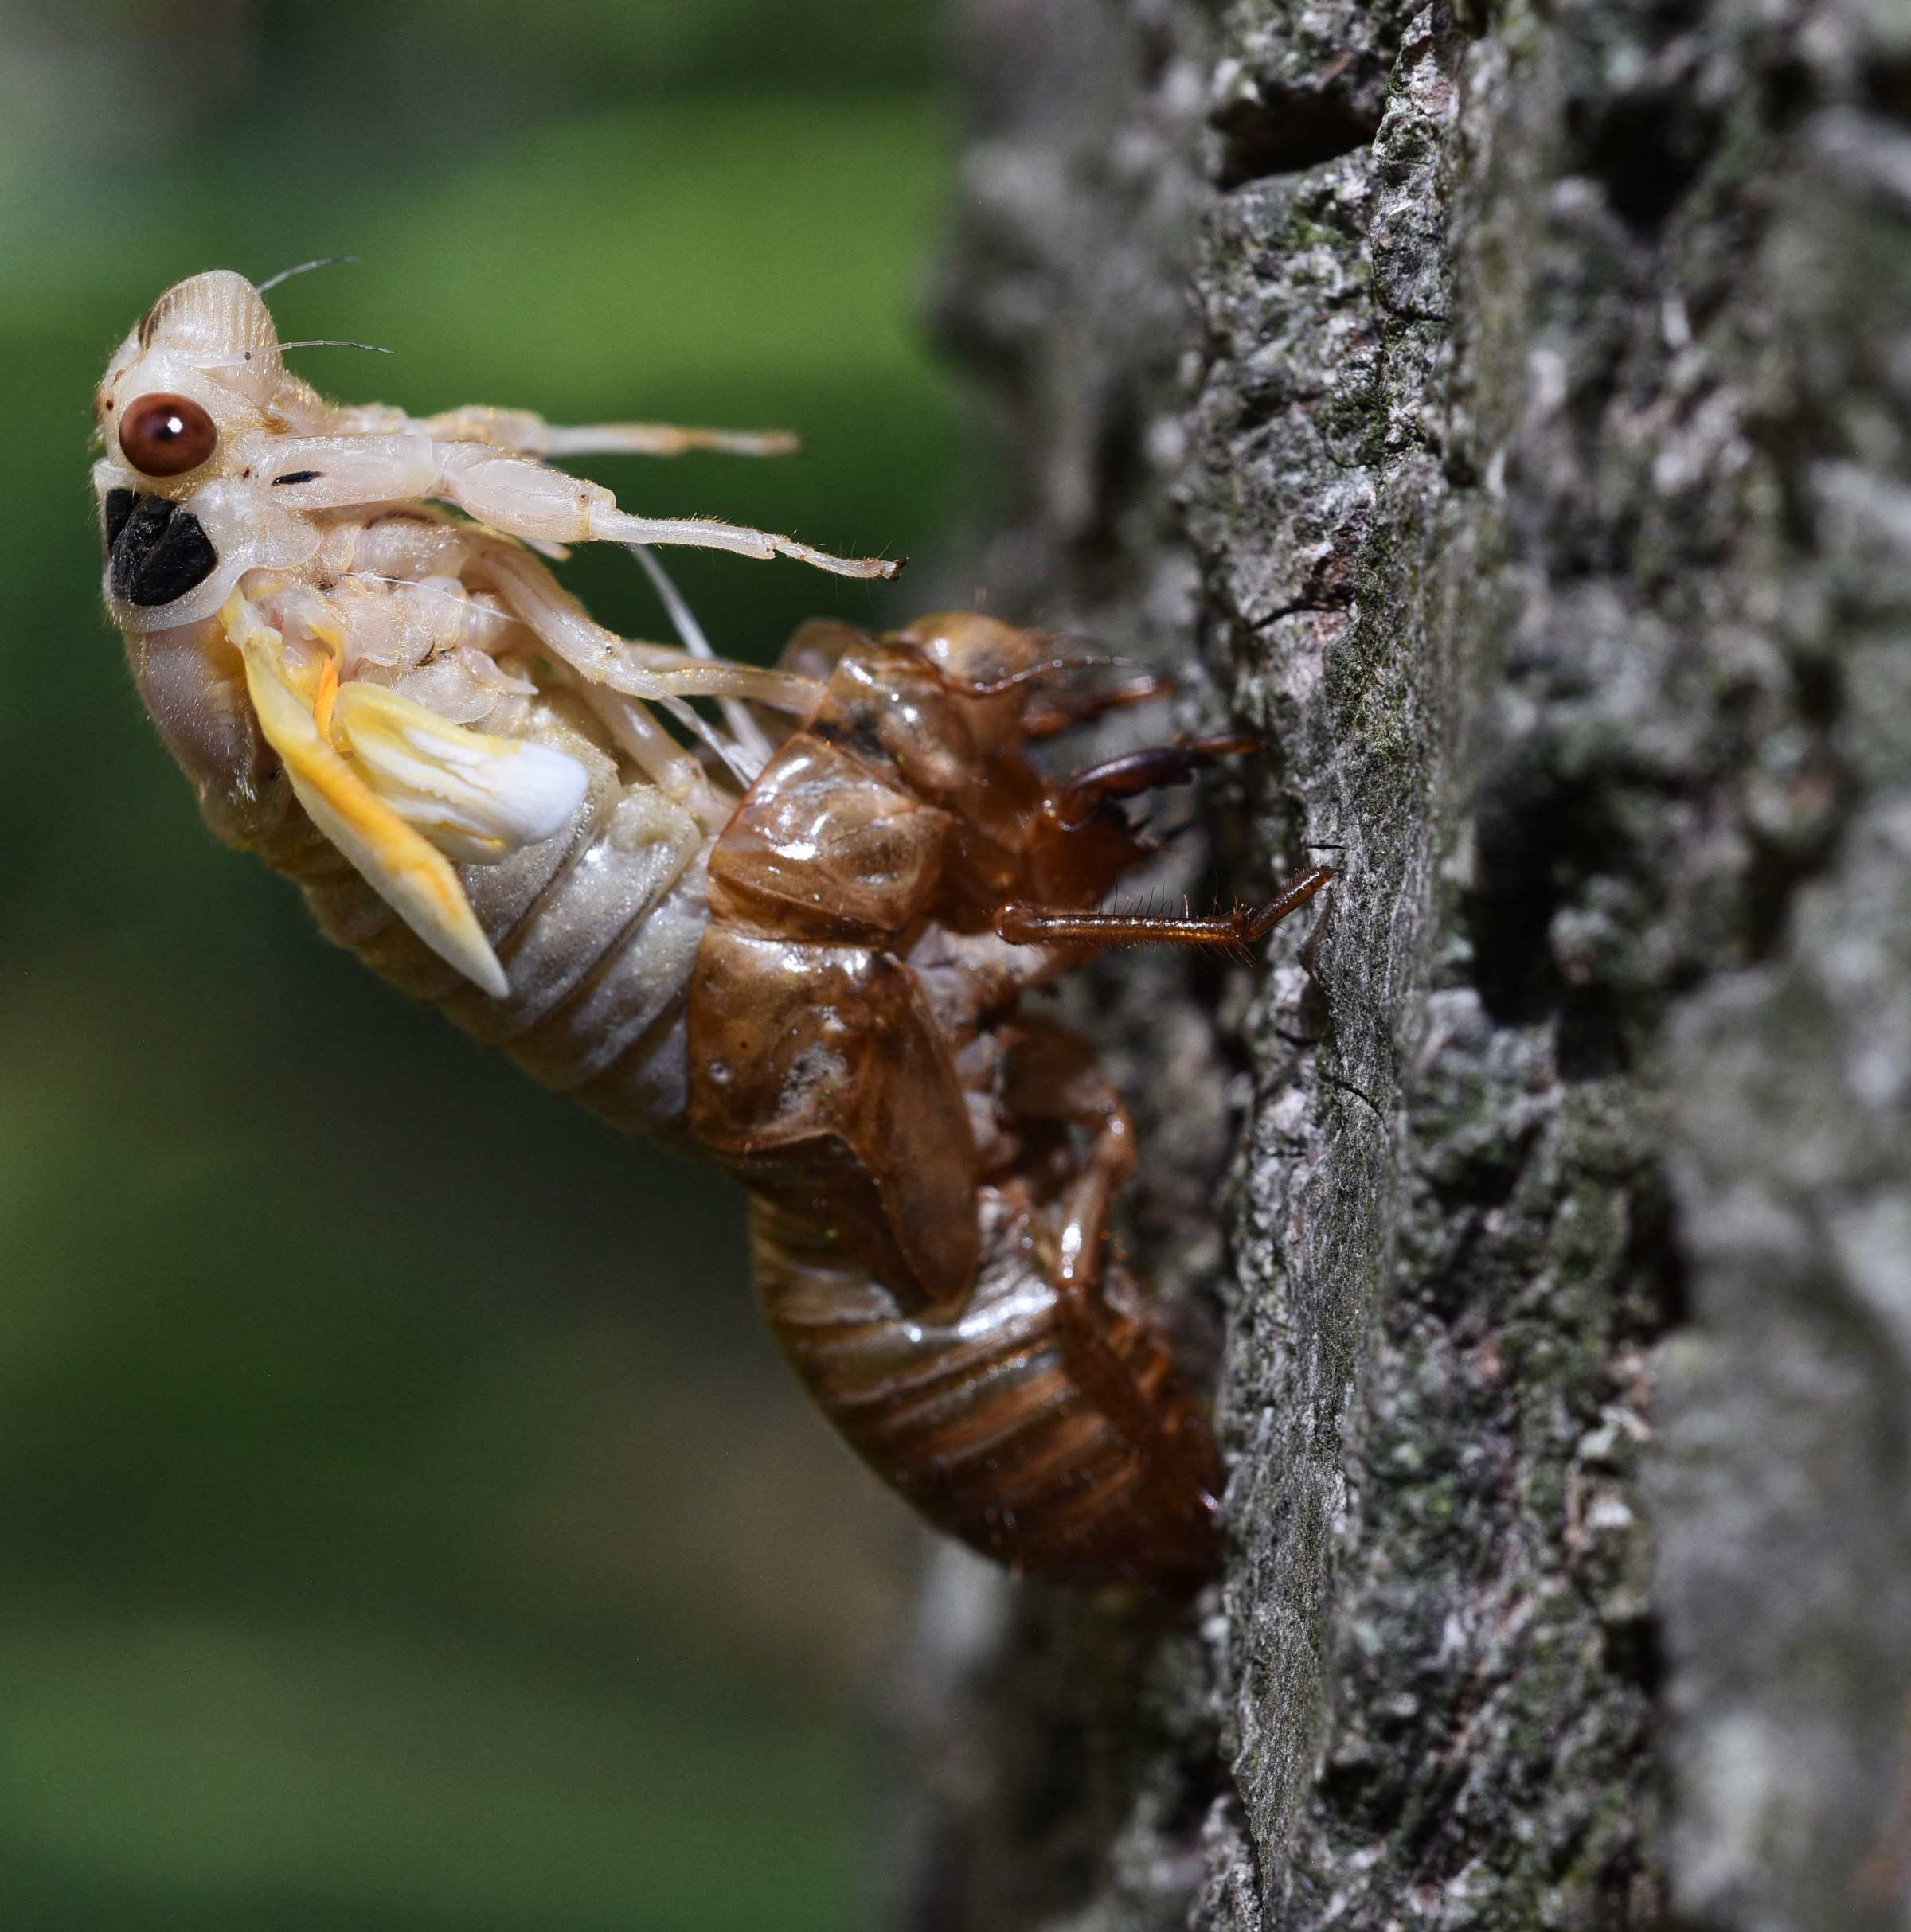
[0,2,965,1923]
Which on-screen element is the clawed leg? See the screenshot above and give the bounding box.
[998,863,1335,954]
[999,1026,1216,1499]
[1051,732,1258,828]
[996,1017,1135,1310]
[1022,671,1170,741]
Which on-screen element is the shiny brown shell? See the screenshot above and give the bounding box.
[686,615,1224,1589]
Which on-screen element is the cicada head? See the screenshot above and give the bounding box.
[94,270,322,634]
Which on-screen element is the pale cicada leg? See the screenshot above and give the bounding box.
[289,552,753,837]
[417,404,800,460]
[315,523,793,827]
[430,442,898,578]
[233,432,898,580]
[470,539,823,713]
[585,687,742,833]
[455,544,785,829]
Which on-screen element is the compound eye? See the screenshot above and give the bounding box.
[119,392,218,478]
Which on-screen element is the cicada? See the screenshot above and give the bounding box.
[94,271,1331,1590]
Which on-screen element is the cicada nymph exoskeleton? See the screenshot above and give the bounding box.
[94,270,1331,1590]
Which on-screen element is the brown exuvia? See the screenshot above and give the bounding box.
[692,615,1331,1587]
[96,271,1333,1590]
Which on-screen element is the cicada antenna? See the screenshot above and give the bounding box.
[276,339,393,355]
[256,256,359,294]
[186,340,393,373]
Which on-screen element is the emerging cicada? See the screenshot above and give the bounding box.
[95,271,1331,1590]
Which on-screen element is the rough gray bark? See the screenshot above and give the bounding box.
[893,3,1911,1930]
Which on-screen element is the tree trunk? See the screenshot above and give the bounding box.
[889,2,1911,1929]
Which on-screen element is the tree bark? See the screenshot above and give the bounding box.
[892,4,1911,1929]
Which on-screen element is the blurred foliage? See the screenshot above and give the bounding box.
[0,0,961,1924]
[261,0,937,111]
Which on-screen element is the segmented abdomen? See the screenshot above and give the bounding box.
[252,697,713,1141]
[749,1196,1219,1590]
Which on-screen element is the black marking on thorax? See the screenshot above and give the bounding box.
[103,487,135,548]
[107,492,218,607]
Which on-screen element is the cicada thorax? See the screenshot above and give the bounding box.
[685,615,1222,1590]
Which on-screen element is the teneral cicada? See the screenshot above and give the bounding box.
[94,271,1331,1590]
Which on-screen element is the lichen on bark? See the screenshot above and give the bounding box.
[895,2,1911,1928]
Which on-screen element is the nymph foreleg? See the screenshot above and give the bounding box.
[997,864,1335,954]
[1051,732,1260,829]
[997,1019,1213,1502]
[1021,671,1168,741]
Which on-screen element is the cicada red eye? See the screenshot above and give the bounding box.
[119,392,218,477]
